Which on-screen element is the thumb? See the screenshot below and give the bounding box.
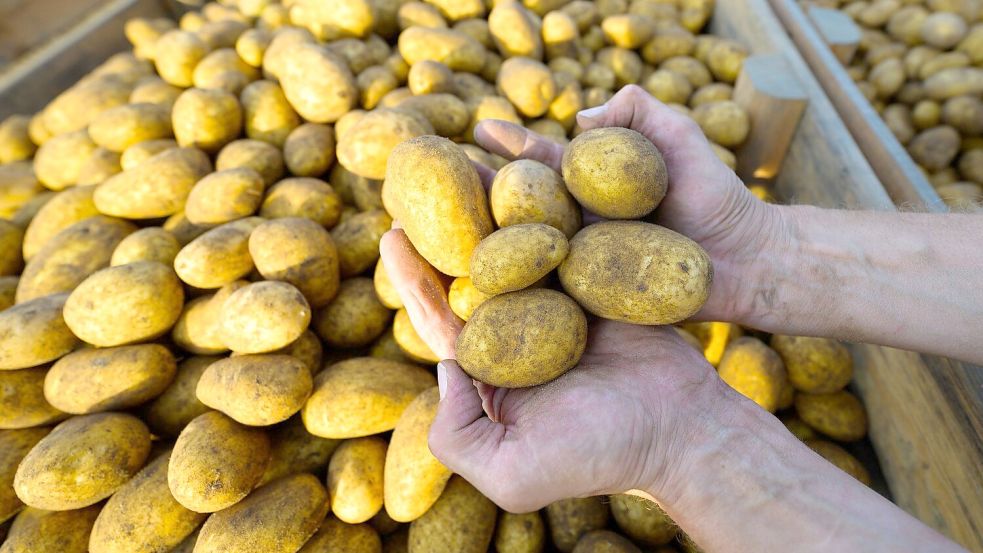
[429,359,502,475]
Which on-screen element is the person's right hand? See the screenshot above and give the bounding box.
[474,85,788,325]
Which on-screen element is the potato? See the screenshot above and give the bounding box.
[886,6,928,45]
[706,39,748,84]
[0,162,43,219]
[559,221,712,325]
[912,99,942,130]
[447,277,492,321]
[32,130,98,191]
[303,357,435,438]
[328,436,387,524]
[470,224,569,295]
[883,103,915,144]
[259,414,340,485]
[359,66,400,110]
[171,88,243,153]
[691,82,734,108]
[609,494,676,547]
[924,67,983,100]
[0,277,17,311]
[192,48,259,92]
[488,159,580,238]
[0,428,49,523]
[398,27,487,72]
[391,308,439,363]
[921,12,968,49]
[959,148,983,184]
[236,28,273,67]
[770,335,853,394]
[692,100,750,148]
[795,390,868,442]
[497,57,558,118]
[129,78,182,111]
[0,505,101,553]
[919,51,970,81]
[908,125,961,171]
[572,530,642,552]
[680,321,741,366]
[94,146,212,219]
[185,168,266,224]
[0,116,36,164]
[407,475,496,553]
[174,217,263,288]
[280,43,358,123]
[717,337,788,413]
[942,95,983,136]
[216,137,285,186]
[0,367,65,429]
[805,440,872,486]
[601,14,655,49]
[220,281,312,353]
[42,75,134,137]
[64,261,184,347]
[407,61,455,95]
[291,0,375,40]
[562,127,667,218]
[642,68,692,105]
[14,413,150,510]
[195,473,330,553]
[197,354,312,425]
[488,2,543,59]
[198,20,250,51]
[0,293,79,371]
[337,109,433,180]
[249,217,340,307]
[332,209,393,277]
[957,23,983,64]
[88,450,206,553]
[154,30,209,87]
[399,2,446,30]
[596,47,643,88]
[110,227,180,266]
[641,27,695,66]
[171,282,243,354]
[494,512,546,553]
[783,413,817,441]
[87,103,172,153]
[261,177,342,227]
[299,516,383,553]
[0,221,23,277]
[660,56,711,89]
[457,289,586,387]
[374,259,404,310]
[546,497,610,553]
[314,278,393,348]
[396,94,471,138]
[143,356,216,437]
[119,138,178,170]
[168,411,270,512]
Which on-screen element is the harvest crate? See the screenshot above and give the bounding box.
[1,0,980,549]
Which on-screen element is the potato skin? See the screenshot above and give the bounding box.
[489,159,581,238]
[88,103,173,153]
[0,505,101,553]
[610,494,676,547]
[546,497,610,553]
[314,278,394,348]
[448,277,492,321]
[250,217,340,307]
[770,335,853,394]
[94,146,212,219]
[398,27,487,73]
[795,390,868,442]
[471,224,569,295]
[494,511,546,553]
[407,475,496,553]
[0,368,65,429]
[33,130,98,191]
[805,439,872,486]
[197,354,313,426]
[220,281,312,354]
[14,413,151,510]
[172,88,243,153]
[283,123,337,177]
[384,387,451,522]
[280,43,358,123]
[143,356,218,437]
[0,428,50,523]
[299,516,383,553]
[88,450,206,553]
[338,109,433,180]
[303,357,436,438]
[0,293,79,371]
[329,436,388,524]
[259,414,340,486]
[194,473,330,553]
[110,227,181,266]
[261,177,342,227]
[21,183,99,260]
[571,530,642,553]
[331,209,393,277]
[717,337,788,413]
[174,217,263,289]
[241,80,300,147]
[185,167,266,224]
[44,345,176,414]
[498,57,558,118]
[154,30,208,87]
[392,308,439,363]
[168,411,271,513]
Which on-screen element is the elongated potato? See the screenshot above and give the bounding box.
[498,57,557,118]
[215,138,284,187]
[398,26,487,72]
[0,428,50,524]
[88,450,206,553]
[0,293,79,371]
[490,160,581,238]
[32,130,98,191]
[717,337,788,413]
[546,497,610,553]
[392,308,439,363]
[488,2,543,59]
[154,30,208,87]
[195,473,329,553]
[494,511,546,553]
[249,217,340,307]
[185,167,265,224]
[795,390,868,442]
[94,146,212,219]
[0,368,65,429]
[470,224,568,295]
[119,138,178,170]
[220,280,312,353]
[197,354,312,426]
[174,217,263,288]
[329,436,387,524]
[299,516,383,553]
[168,411,270,512]
[303,357,436,438]
[110,227,180,266]
[407,475,496,553]
[770,335,853,394]
[259,414,340,485]
[172,88,243,153]
[332,209,393,278]
[88,103,172,152]
[280,42,358,123]
[283,123,336,177]
[338,109,433,180]
[14,413,151,510]
[261,177,342,227]
[314,278,394,348]
[610,494,676,547]
[143,356,218,437]
[0,505,101,553]
[241,79,300,147]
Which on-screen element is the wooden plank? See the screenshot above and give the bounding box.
[0,0,111,70]
[716,2,983,549]
[807,5,860,64]
[768,0,946,212]
[0,0,168,120]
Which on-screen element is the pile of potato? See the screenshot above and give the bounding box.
[809,0,983,210]
[0,0,872,551]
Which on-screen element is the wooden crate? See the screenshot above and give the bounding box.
[0,0,980,549]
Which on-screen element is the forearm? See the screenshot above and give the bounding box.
[741,206,983,364]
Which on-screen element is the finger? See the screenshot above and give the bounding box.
[474,119,564,172]
[471,160,497,191]
[472,380,509,424]
[379,229,463,359]
[429,359,503,474]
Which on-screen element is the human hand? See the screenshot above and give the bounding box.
[473,85,787,324]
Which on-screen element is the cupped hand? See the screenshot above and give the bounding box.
[474,84,786,324]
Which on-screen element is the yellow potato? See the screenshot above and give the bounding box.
[942,95,983,136]
[259,414,340,485]
[706,39,748,84]
[0,116,36,164]
[770,335,853,394]
[88,450,206,553]
[908,125,961,171]
[494,511,546,553]
[959,148,983,184]
[168,410,270,512]
[805,439,872,486]
[408,60,455,95]
[174,217,264,288]
[172,88,243,153]
[171,282,244,354]
[374,259,405,310]
[392,308,440,363]
[329,436,387,524]
[783,413,817,441]
[94,146,212,219]
[299,516,383,553]
[546,497,610,553]
[216,138,285,187]
[194,473,330,553]
[399,2,447,30]
[0,276,17,311]
[602,14,655,49]
[370,327,417,365]
[236,28,273,67]
[490,159,581,239]
[396,93,471,138]
[641,27,696,65]
[32,130,98,191]
[692,100,750,148]
[358,66,399,110]
[921,11,968,49]
[488,2,543,59]
[185,167,266,224]
[0,161,44,220]
[643,68,693,105]
[303,357,435,438]
[610,494,677,547]
[220,281,311,353]
[562,127,668,219]
[795,390,868,442]
[924,67,983,100]
[680,321,742,367]
[572,530,642,553]
[660,56,712,88]
[498,57,558,118]
[119,138,178,170]
[470,224,569,295]
[0,428,50,523]
[331,209,393,277]
[717,337,788,413]
[197,19,250,51]
[559,221,712,325]
[0,293,79,371]
[88,103,172,153]
[280,124,335,178]
[338,109,434,179]
[261,176,342,227]
[0,367,65,430]
[690,82,733,108]
[75,147,122,187]
[0,505,101,553]
[143,356,218,437]
[250,217,340,307]
[197,354,312,425]
[314,277,393,348]
[192,48,260,92]
[14,413,150,510]
[42,75,134,137]
[280,42,358,123]
[448,277,492,321]
[596,47,643,88]
[326,38,378,74]
[110,227,180,266]
[398,26,487,72]
[64,261,184,347]
[129,78,182,111]
[154,30,209,87]
[290,0,376,39]
[407,475,496,552]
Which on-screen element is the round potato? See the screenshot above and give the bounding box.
[395,94,471,139]
[119,138,178,170]
[143,356,217,437]
[0,367,65,430]
[692,100,750,148]
[795,390,868,442]
[129,79,182,111]
[174,217,263,288]
[706,39,748,84]
[398,27,487,73]
[110,227,180,266]
[329,436,387,524]
[488,2,543,59]
[908,125,961,171]
[220,281,311,354]
[0,505,101,553]
[197,354,312,426]
[0,116,36,164]
[489,159,581,238]
[236,28,273,67]
[172,88,243,153]
[770,335,853,394]
[0,428,50,523]
[14,413,151,510]
[290,0,375,40]
[806,439,872,486]
[546,497,610,553]
[470,224,569,295]
[338,109,434,179]
[408,61,455,95]
[610,494,677,547]
[283,123,336,177]
[572,530,642,553]
[94,146,213,219]
[41,75,133,137]
[215,138,285,187]
[0,293,79,371]
[643,68,693,105]
[498,57,558,118]
[185,167,265,224]
[88,103,172,152]
[299,516,383,553]
[494,511,546,553]
[33,130,98,191]
[407,475,496,553]
[250,217,340,307]
[171,282,244,354]
[240,79,297,148]
[448,277,492,321]
[261,177,342,227]
[331,209,393,278]
[921,11,968,49]
[392,308,439,363]
[717,337,788,413]
[154,30,208,87]
[314,278,393,348]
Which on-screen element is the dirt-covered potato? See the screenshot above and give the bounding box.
[42,75,134,138]
[642,68,692,104]
[313,277,393,347]
[469,224,568,295]
[219,280,311,353]
[0,505,101,553]
[717,337,788,413]
[94,146,212,219]
[331,209,393,277]
[170,282,240,354]
[0,367,65,429]
[303,357,435,438]
[908,125,961,171]
[396,94,471,138]
[448,277,492,321]
[328,436,387,524]
[255,415,338,485]
[610,494,677,547]
[489,159,581,238]
[457,289,586,387]
[806,439,872,486]
[338,109,434,180]
[398,26,487,72]
[154,30,208,87]
[261,177,342,227]
[0,428,49,523]
[88,450,206,553]
[546,497,611,553]
[299,516,383,553]
[795,390,868,442]
[692,100,750,148]
[239,79,301,149]
[195,473,329,553]
[494,511,545,553]
[171,88,243,153]
[407,61,455,96]
[489,2,543,59]
[197,354,312,426]
[497,57,558,118]
[770,335,853,394]
[14,413,150,510]
[249,217,340,307]
[559,221,712,325]
[168,410,270,512]
[279,42,358,123]
[32,130,98,191]
[0,293,79,370]
[174,217,263,288]
[184,168,265,224]
[407,475,496,553]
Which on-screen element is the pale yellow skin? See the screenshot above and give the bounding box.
[261,178,341,229]
[338,109,434,180]
[660,56,712,89]
[302,357,436,438]
[383,136,494,277]
[172,282,244,354]
[392,308,440,363]
[220,281,312,354]
[805,439,872,486]
[192,48,260,91]
[329,436,388,524]
[172,88,243,153]
[571,530,642,553]
[43,344,176,414]
[280,42,358,123]
[396,93,472,138]
[0,505,101,553]
[250,217,340,307]
[64,261,184,347]
[643,69,693,105]
[488,2,543,59]
[258,414,339,486]
[610,494,677,547]
[706,39,748,84]
[129,79,182,111]
[76,147,122,187]
[236,28,272,67]
[924,67,983,100]
[770,335,854,394]
[490,159,582,239]
[559,221,713,325]
[0,428,49,523]
[313,278,393,348]
[88,103,172,152]
[457,289,587,387]
[197,354,312,426]
[195,473,330,553]
[154,30,208,87]
[470,224,570,295]
[32,130,98,191]
[384,388,452,522]
[0,293,79,371]
[562,127,668,219]
[144,356,218,437]
[596,47,643,88]
[185,167,266,224]
[498,57,558,118]
[290,0,376,39]
[602,14,656,49]
[795,390,869,442]
[358,66,399,110]
[216,138,285,187]
[119,138,178,170]
[942,95,983,136]
[0,162,44,220]
[546,497,611,553]
[168,411,270,513]
[408,60,455,95]
[690,83,733,108]
[407,475,496,553]
[921,11,968,49]
[197,19,250,51]
[283,123,336,177]
[42,75,133,138]
[0,116,36,164]
[717,337,788,413]
[174,217,263,288]
[13,413,151,510]
[0,221,23,276]
[20,187,97,262]
[110,227,180,266]
[299,516,383,553]
[641,28,696,66]
[692,100,750,149]
[331,209,393,278]
[543,12,580,60]
[88,450,206,553]
[261,27,315,82]
[95,146,213,219]
[448,277,492,321]
[370,327,417,365]
[0,367,65,429]
[398,27,487,72]
[374,258,405,310]
[494,511,547,553]
[908,125,961,171]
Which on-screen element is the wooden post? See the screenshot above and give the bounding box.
[807,6,861,64]
[733,54,808,184]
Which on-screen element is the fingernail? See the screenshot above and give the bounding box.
[437,361,449,400]
[577,104,608,120]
